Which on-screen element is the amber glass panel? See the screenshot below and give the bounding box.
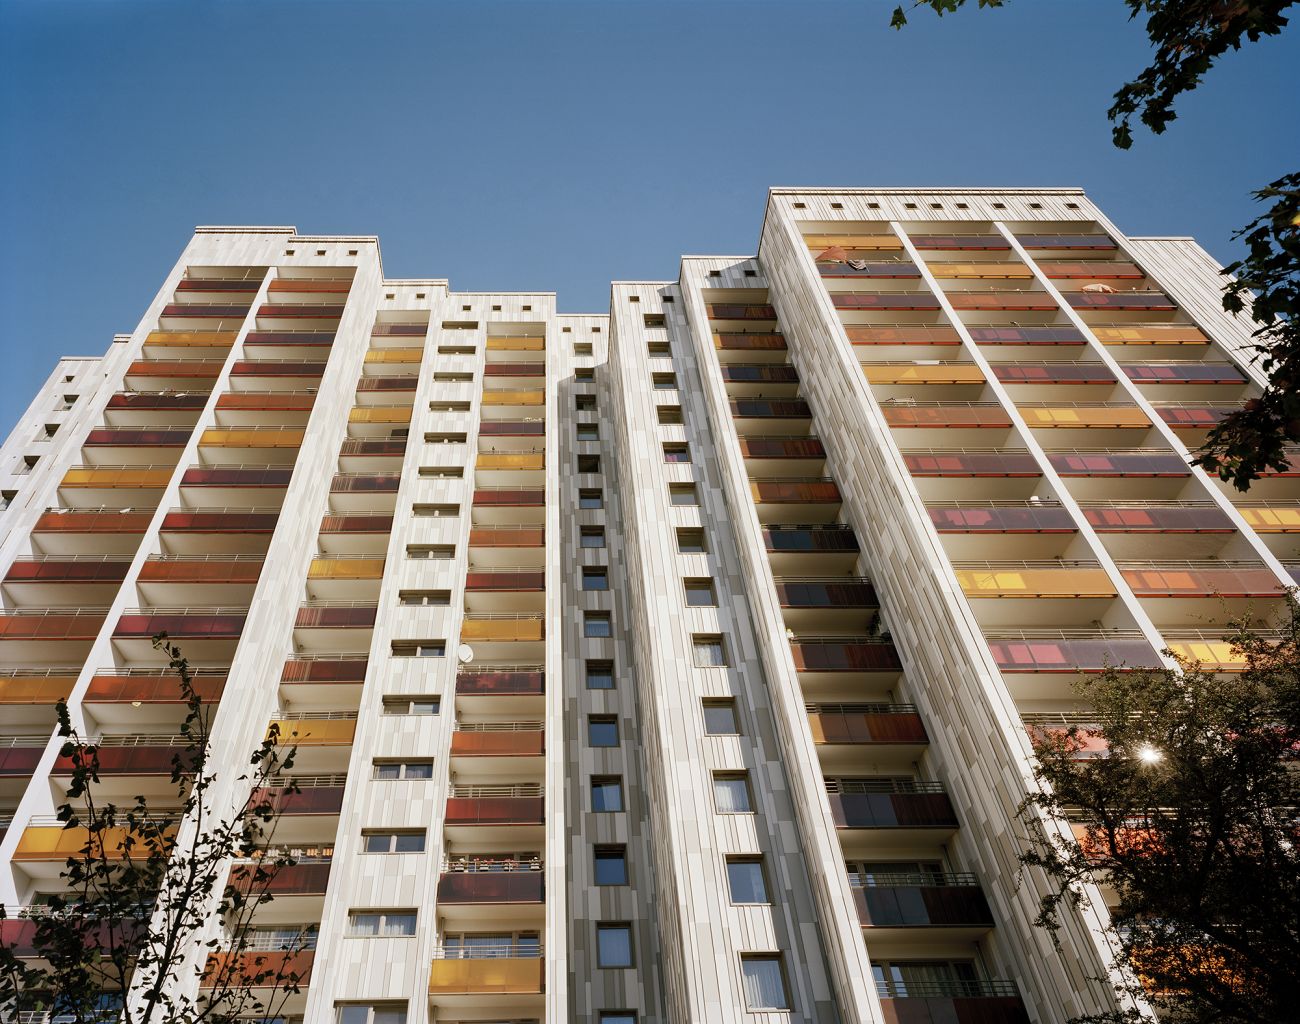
[0,675,78,703]
[0,612,107,639]
[216,392,317,411]
[461,619,544,642]
[469,528,545,547]
[127,360,222,377]
[817,262,921,279]
[1121,567,1283,597]
[200,951,314,989]
[138,560,263,584]
[61,468,172,488]
[35,510,154,534]
[1093,326,1208,345]
[955,567,1116,598]
[427,957,543,994]
[1020,407,1150,428]
[85,673,225,703]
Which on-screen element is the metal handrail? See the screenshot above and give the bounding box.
[0,666,84,677]
[848,871,979,888]
[456,664,544,674]
[5,554,134,563]
[117,606,250,615]
[1114,560,1275,570]
[951,560,1103,570]
[461,613,545,621]
[788,634,892,644]
[449,784,542,798]
[772,576,871,585]
[0,735,51,748]
[875,979,1019,999]
[764,523,855,532]
[264,774,347,788]
[271,711,358,722]
[233,846,334,862]
[806,703,917,715]
[0,607,110,617]
[432,943,543,959]
[924,499,1065,508]
[442,856,542,872]
[87,666,229,677]
[94,734,187,747]
[455,722,543,732]
[825,778,945,795]
[981,628,1148,640]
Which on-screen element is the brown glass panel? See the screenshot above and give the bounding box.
[484,363,546,376]
[706,303,777,320]
[355,377,417,392]
[929,507,1076,532]
[280,659,368,683]
[183,468,294,487]
[713,333,787,350]
[828,792,957,828]
[1154,406,1232,427]
[1083,506,1234,532]
[450,732,545,757]
[85,673,225,703]
[910,235,1010,250]
[294,606,377,629]
[455,671,545,696]
[817,262,921,279]
[992,365,1117,385]
[436,871,544,904]
[1123,364,1243,384]
[127,360,222,377]
[967,327,1088,345]
[468,528,546,547]
[986,637,1163,672]
[256,304,345,318]
[885,407,1013,428]
[1047,453,1190,477]
[763,527,859,553]
[176,280,261,293]
[320,514,394,534]
[244,331,336,346]
[253,786,345,815]
[1017,234,1117,249]
[34,510,154,534]
[138,560,263,584]
[330,474,400,493]
[340,440,407,457]
[268,279,352,294]
[810,712,926,744]
[201,951,314,988]
[775,581,877,607]
[53,745,197,775]
[216,392,317,411]
[789,641,901,672]
[0,612,106,640]
[752,481,841,503]
[720,365,800,383]
[854,885,993,927]
[162,511,280,533]
[472,489,544,506]
[730,399,811,418]
[4,560,130,583]
[833,293,943,311]
[85,429,192,447]
[444,796,545,825]
[113,612,246,638]
[229,361,328,376]
[738,438,827,459]
[161,304,251,318]
[465,571,546,591]
[1064,292,1176,310]
[228,861,331,896]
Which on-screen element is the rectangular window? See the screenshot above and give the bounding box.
[597,924,633,968]
[647,341,671,355]
[713,772,753,813]
[347,910,417,937]
[662,442,690,463]
[579,488,604,509]
[576,394,597,412]
[381,696,441,716]
[676,528,706,554]
[584,612,612,638]
[684,578,716,606]
[574,342,594,355]
[657,405,683,425]
[412,503,459,517]
[588,715,619,747]
[740,955,790,1010]
[424,432,468,444]
[398,590,450,606]
[726,857,769,904]
[336,1004,407,1024]
[575,367,595,381]
[433,372,473,383]
[362,830,427,854]
[429,401,471,412]
[594,846,628,886]
[702,699,740,736]
[577,423,600,441]
[586,660,615,690]
[372,760,434,780]
[580,526,606,548]
[582,567,609,591]
[578,454,602,474]
[406,544,454,559]
[668,483,698,506]
[391,641,446,658]
[591,776,624,812]
[418,466,463,479]
[693,635,727,667]
[652,372,677,390]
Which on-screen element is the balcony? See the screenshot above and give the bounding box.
[706,303,777,321]
[465,570,545,591]
[875,981,1028,1024]
[825,780,958,831]
[1047,450,1190,477]
[428,948,544,995]
[928,502,1076,533]
[966,327,1088,345]
[107,391,208,411]
[182,467,295,488]
[320,513,393,534]
[52,738,196,777]
[229,359,328,379]
[364,349,423,365]
[370,322,428,335]
[112,608,247,639]
[1119,562,1284,598]
[145,327,240,345]
[909,234,1010,250]
[1018,404,1150,429]
[5,557,131,584]
[851,872,993,931]
[789,637,902,673]
[775,579,877,608]
[200,950,314,989]
[1036,260,1143,279]
[161,509,280,533]
[1161,629,1272,671]
[199,428,306,449]
[160,303,252,319]
[480,421,545,437]
[469,527,546,547]
[308,556,385,580]
[12,818,176,865]
[294,604,378,629]
[991,364,1117,386]
[845,326,963,346]
[946,292,1059,312]
[1081,502,1235,533]
[60,467,173,490]
[712,332,787,351]
[983,630,1163,673]
[485,362,545,377]
[257,303,345,319]
[865,364,987,386]
[882,404,1013,429]
[902,451,1041,477]
[1238,505,1300,532]
[0,740,44,777]
[953,562,1116,598]
[833,292,943,312]
[33,509,153,535]
[456,667,545,697]
[806,704,927,746]
[0,608,107,641]
[85,428,191,448]
[139,555,264,584]
[1124,363,1244,384]
[437,861,544,905]
[0,670,78,707]
[818,261,921,279]
[1092,325,1209,346]
[330,473,400,493]
[482,389,544,407]
[356,376,417,394]
[445,785,545,826]
[450,724,544,758]
[281,657,368,685]
[477,453,545,471]
[750,479,841,503]
[1065,291,1177,311]
[730,399,811,420]
[1153,404,1234,429]
[127,359,223,380]
[460,616,545,642]
[253,781,346,817]
[1018,233,1116,249]
[216,391,318,412]
[83,669,225,705]
[486,336,545,352]
[244,330,336,348]
[348,406,413,425]
[763,525,859,553]
[720,364,800,384]
[473,488,544,507]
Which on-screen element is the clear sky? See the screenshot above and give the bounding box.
[1,0,1297,436]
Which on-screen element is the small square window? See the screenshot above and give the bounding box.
[418,466,463,479]
[643,313,665,327]
[316,249,326,256]
[713,772,753,812]
[592,326,602,333]
[830,202,843,210]
[599,1014,637,1024]
[867,202,880,210]
[381,695,441,716]
[992,202,1006,210]
[743,269,757,277]
[669,484,698,506]
[1029,202,1043,209]
[575,342,594,355]
[792,202,806,209]
[285,249,296,256]
[579,488,604,509]
[462,305,472,311]
[492,304,502,311]
[904,202,917,210]
[416,292,425,299]
[647,341,671,355]
[684,578,716,606]
[930,203,942,210]
[386,293,395,300]
[1065,202,1080,209]
[577,423,600,441]
[347,249,358,256]
[594,846,628,885]
[629,295,641,304]
[676,528,706,554]
[591,776,624,811]
[726,857,769,904]
[391,641,446,658]
[522,304,532,311]
[597,923,633,968]
[586,660,615,690]
[562,326,572,333]
[955,203,969,210]
[663,443,690,464]
[693,635,727,667]
[708,270,722,278]
[412,503,459,517]
[588,715,619,746]
[657,405,683,425]
[652,372,677,390]
[580,526,606,548]
[583,567,609,591]
[703,699,739,735]
[576,367,595,381]
[585,612,613,638]
[578,455,602,474]
[740,955,790,1010]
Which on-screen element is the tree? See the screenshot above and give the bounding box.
[891,1,1298,490]
[1017,603,1300,1023]
[0,635,309,1024]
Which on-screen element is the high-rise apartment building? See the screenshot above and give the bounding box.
[0,187,1289,1024]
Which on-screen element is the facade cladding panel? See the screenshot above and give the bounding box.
[0,188,1284,1023]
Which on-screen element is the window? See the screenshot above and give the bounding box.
[580,526,606,548]
[362,830,427,853]
[830,202,843,210]
[693,635,727,667]
[647,341,671,355]
[574,342,594,355]
[418,466,463,479]
[657,405,683,425]
[676,528,706,554]
[708,270,721,278]
[577,423,600,441]
[433,372,473,383]
[579,488,604,509]
[576,367,595,381]
[412,503,458,517]
[663,443,690,463]
[713,772,752,813]
[652,372,677,390]
[583,567,609,591]
[594,846,628,885]
[406,544,454,560]
[684,578,716,606]
[381,696,440,716]
[586,660,614,690]
[584,612,612,638]
[424,432,467,444]
[336,1004,407,1024]
[373,760,434,780]
[43,424,58,438]
[597,924,633,968]
[591,776,624,811]
[429,401,471,412]
[398,590,450,606]
[702,699,739,735]
[644,313,665,328]
[578,454,602,474]
[391,641,445,658]
[740,955,790,1010]
[347,910,417,937]
[438,344,476,354]
[726,857,769,904]
[588,715,619,746]
[599,1014,637,1024]
[669,483,698,506]
[576,394,597,412]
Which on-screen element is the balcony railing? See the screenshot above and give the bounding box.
[294,605,378,629]
[34,509,154,534]
[991,363,1117,385]
[472,488,544,506]
[706,304,777,320]
[1017,233,1117,249]
[774,579,877,608]
[445,787,545,826]
[882,403,1013,429]
[105,391,208,412]
[182,467,295,487]
[1036,260,1143,279]
[256,303,345,319]
[112,607,248,639]
[720,364,800,383]
[0,671,79,704]
[826,783,957,829]
[1064,291,1176,310]
[750,479,841,503]
[853,879,994,929]
[84,670,225,704]
[461,615,545,642]
[61,467,173,489]
[162,510,280,532]
[281,657,368,684]
[953,561,1116,598]
[455,667,545,696]
[319,513,394,533]
[479,421,545,436]
[817,261,921,279]
[763,525,860,553]
[465,570,546,591]
[139,555,265,584]
[127,359,223,378]
[806,704,926,744]
[1124,363,1244,384]
[902,450,1041,477]
[244,331,336,347]
[4,557,132,584]
[1018,404,1150,428]
[845,325,963,346]
[1092,325,1209,345]
[833,293,943,312]
[0,608,108,641]
[469,527,546,547]
[216,391,318,411]
[330,473,400,493]
[730,399,811,418]
[927,501,1075,533]
[427,949,544,994]
[712,332,786,351]
[1080,501,1235,533]
[983,630,1164,672]
[909,234,1010,250]
[789,637,902,672]
[1047,449,1191,477]
[1118,561,1284,598]
[85,428,192,447]
[967,327,1088,345]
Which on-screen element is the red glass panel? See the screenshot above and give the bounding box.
[113,612,246,638]
[182,468,294,487]
[330,474,400,493]
[456,671,545,696]
[473,489,544,506]
[1064,292,1176,310]
[5,560,130,583]
[201,950,314,988]
[252,787,344,815]
[436,870,544,904]
[832,293,942,311]
[0,746,44,775]
[465,571,545,591]
[162,511,280,533]
[811,712,926,744]
[967,327,1088,345]
[294,606,377,629]
[229,361,327,377]
[269,279,352,294]
[228,861,331,896]
[450,731,545,757]
[986,637,1163,672]
[108,391,208,410]
[713,333,786,350]
[1048,453,1189,477]
[1155,406,1232,427]
[1083,506,1234,532]
[280,659,368,683]
[138,559,263,584]
[1121,567,1283,598]
[35,510,154,534]
[885,407,1013,428]
[948,293,1059,311]
[444,796,545,825]
[706,304,777,320]
[85,429,191,447]
[992,365,1116,385]
[738,438,826,459]
[255,304,345,318]
[85,673,225,703]
[752,481,841,503]
[929,506,1076,532]
[789,641,901,672]
[176,280,260,293]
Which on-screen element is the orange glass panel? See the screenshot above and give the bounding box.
[144,331,238,347]
[863,365,986,385]
[477,453,545,470]
[461,618,544,641]
[200,429,305,447]
[1020,407,1150,428]
[267,718,356,745]
[482,390,544,406]
[427,957,543,994]
[348,407,413,423]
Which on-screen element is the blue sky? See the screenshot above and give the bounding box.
[1,0,1296,436]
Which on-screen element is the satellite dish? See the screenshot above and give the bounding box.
[457,644,475,664]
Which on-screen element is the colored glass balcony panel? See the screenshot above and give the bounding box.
[479,420,546,437]
[61,468,173,489]
[281,658,368,684]
[1163,637,1248,670]
[486,336,545,351]
[928,505,1076,533]
[84,672,225,704]
[485,362,546,377]
[330,473,400,493]
[369,322,427,335]
[991,365,1117,386]
[216,392,318,412]
[1047,452,1190,477]
[1237,506,1300,532]
[966,327,1088,345]
[909,234,1010,250]
[364,349,423,365]
[985,635,1163,672]
[804,234,903,252]
[356,376,417,393]
[85,428,192,447]
[882,405,1013,429]
[427,956,544,995]
[927,263,1033,280]
[138,557,263,584]
[161,304,252,318]
[763,527,860,553]
[1017,233,1117,250]
[176,280,261,293]
[461,618,545,642]
[254,785,345,816]
[865,364,987,385]
[751,480,841,503]
[1082,505,1235,532]
[730,399,812,418]
[0,745,44,776]
[469,527,546,547]
[954,566,1116,598]
[228,860,331,897]
[775,580,877,608]
[456,669,545,696]
[184,467,295,487]
[1064,291,1176,311]
[444,795,545,826]
[339,439,407,457]
[127,359,223,378]
[844,326,963,346]
[827,791,958,829]
[200,950,314,989]
[465,570,546,592]
[162,511,280,533]
[720,364,800,384]
[5,559,131,584]
[738,437,827,459]
[877,991,1029,1024]
[853,882,993,929]
[806,707,927,744]
[200,428,306,448]
[269,718,357,746]
[833,293,943,312]
[308,557,386,580]
[319,513,394,534]
[713,332,787,351]
[1120,565,1283,598]
[1154,405,1233,428]
[268,278,351,294]
[706,303,777,320]
[0,610,107,640]
[113,610,247,639]
[817,262,922,279]
[947,293,1059,312]
[230,360,328,378]
[450,729,545,757]
[256,304,345,319]
[12,822,175,862]
[34,510,154,535]
[903,452,1042,477]
[294,605,378,629]
[789,640,902,672]
[0,673,78,705]
[52,744,196,776]
[1019,406,1150,429]
[144,330,238,348]
[1092,326,1209,346]
[1123,364,1244,384]
[244,331,336,347]
[1036,260,1143,279]
[477,453,545,471]
[482,389,544,407]
[436,868,544,904]
[473,488,544,506]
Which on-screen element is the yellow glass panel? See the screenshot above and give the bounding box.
[477,453,545,470]
[267,718,356,745]
[1166,641,1246,669]
[61,469,172,488]
[487,337,545,351]
[803,234,902,250]
[1092,327,1208,345]
[364,349,423,363]
[308,558,385,579]
[1020,407,1150,428]
[0,676,77,703]
[144,331,238,347]
[428,957,544,994]
[200,429,304,448]
[482,390,544,406]
[348,407,413,423]
[929,263,1033,279]
[955,568,1116,598]
[461,619,545,642]
[13,824,175,861]
[1237,507,1300,532]
[863,365,986,385]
